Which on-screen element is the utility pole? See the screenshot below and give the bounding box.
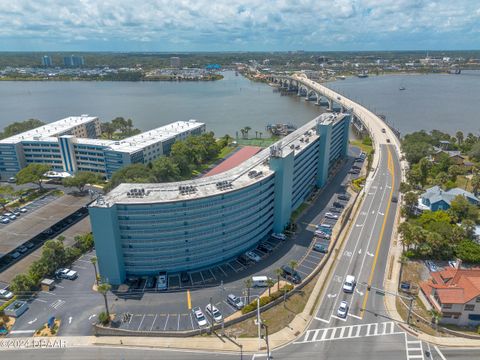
[220,280,225,336]
[263,323,271,359]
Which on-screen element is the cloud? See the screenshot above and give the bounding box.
[0,0,478,51]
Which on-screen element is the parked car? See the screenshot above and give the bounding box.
[329,207,342,214]
[205,304,223,323]
[237,255,250,266]
[0,289,14,300]
[156,271,168,290]
[25,242,35,249]
[348,169,360,175]
[11,252,21,259]
[448,260,458,269]
[227,294,244,310]
[145,276,156,289]
[258,242,274,253]
[313,243,328,253]
[245,251,261,263]
[7,177,16,183]
[181,272,189,283]
[316,227,332,234]
[17,246,28,254]
[338,194,350,201]
[342,275,356,293]
[19,207,28,213]
[252,276,270,287]
[314,230,331,239]
[192,307,208,327]
[325,213,339,220]
[281,265,301,284]
[354,157,365,162]
[337,301,349,318]
[391,196,398,203]
[55,268,78,280]
[425,260,438,272]
[333,202,345,208]
[1,217,9,224]
[271,233,287,241]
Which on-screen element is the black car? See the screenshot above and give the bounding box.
[281,265,301,284]
[145,276,156,289]
[333,202,345,208]
[337,194,350,201]
[391,196,398,203]
[181,272,190,283]
[329,207,342,213]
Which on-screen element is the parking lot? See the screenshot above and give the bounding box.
[7,148,362,336]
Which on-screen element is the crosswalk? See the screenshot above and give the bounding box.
[50,299,66,310]
[295,321,402,344]
[405,339,425,360]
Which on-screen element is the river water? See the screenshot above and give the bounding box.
[0,70,478,136]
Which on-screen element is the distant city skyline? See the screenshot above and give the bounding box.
[0,0,479,52]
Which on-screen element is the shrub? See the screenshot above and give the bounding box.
[98,311,110,325]
[0,296,17,314]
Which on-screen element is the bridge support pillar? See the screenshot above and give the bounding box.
[327,99,333,111]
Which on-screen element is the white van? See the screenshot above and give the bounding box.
[252,276,269,287]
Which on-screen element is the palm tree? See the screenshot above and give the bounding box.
[275,268,283,292]
[289,260,298,272]
[471,174,480,196]
[97,282,112,318]
[244,126,251,139]
[428,309,442,331]
[240,128,246,139]
[266,278,275,297]
[90,256,99,285]
[244,278,253,304]
[259,132,263,139]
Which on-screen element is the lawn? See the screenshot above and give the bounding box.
[236,137,279,148]
[350,139,373,155]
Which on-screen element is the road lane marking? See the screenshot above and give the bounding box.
[314,316,330,324]
[347,313,362,320]
[28,318,37,325]
[187,289,192,310]
[434,346,447,360]
[9,330,36,334]
[361,147,395,317]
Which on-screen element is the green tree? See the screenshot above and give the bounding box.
[97,282,112,318]
[62,171,102,193]
[244,278,253,304]
[448,195,479,223]
[275,268,283,292]
[402,191,419,218]
[0,119,45,139]
[428,309,442,331]
[100,122,116,139]
[0,185,14,210]
[289,260,298,272]
[151,157,181,182]
[455,131,464,145]
[456,240,480,263]
[16,163,51,190]
[243,126,251,139]
[468,142,480,162]
[471,174,480,196]
[41,240,67,274]
[91,256,99,285]
[107,163,154,191]
[266,278,275,297]
[433,172,449,187]
[10,273,35,295]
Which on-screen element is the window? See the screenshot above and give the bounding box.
[476,297,480,303]
[442,303,452,309]
[465,304,475,311]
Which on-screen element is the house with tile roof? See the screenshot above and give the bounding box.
[420,268,480,326]
[419,186,480,212]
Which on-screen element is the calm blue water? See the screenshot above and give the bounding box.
[326,70,480,135]
[0,70,478,136]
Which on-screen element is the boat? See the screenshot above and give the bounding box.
[357,72,368,78]
[399,86,406,91]
[336,75,346,80]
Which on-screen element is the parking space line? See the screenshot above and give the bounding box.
[77,259,92,264]
[189,313,195,329]
[128,314,133,324]
[217,265,227,276]
[163,314,169,330]
[137,314,146,331]
[199,271,205,283]
[297,269,310,276]
[177,314,180,330]
[298,263,314,271]
[209,269,217,281]
[223,300,237,312]
[227,262,237,272]
[34,298,47,303]
[302,258,319,266]
[150,314,158,331]
[72,265,87,270]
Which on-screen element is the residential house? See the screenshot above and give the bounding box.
[430,147,465,165]
[420,268,480,326]
[419,186,480,212]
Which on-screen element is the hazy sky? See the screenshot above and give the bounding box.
[1,0,479,51]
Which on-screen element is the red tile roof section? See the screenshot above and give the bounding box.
[203,146,263,177]
[420,268,480,305]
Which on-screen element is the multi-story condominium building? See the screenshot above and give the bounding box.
[63,55,85,67]
[41,55,53,67]
[89,113,350,285]
[0,116,205,180]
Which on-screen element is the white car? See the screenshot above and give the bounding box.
[245,251,261,263]
[314,230,331,239]
[205,304,223,323]
[325,213,339,220]
[0,289,14,300]
[157,272,168,290]
[337,301,349,318]
[192,306,208,327]
[343,275,356,293]
[20,208,28,213]
[271,233,287,241]
[55,268,78,280]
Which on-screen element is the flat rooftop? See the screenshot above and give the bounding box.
[203,146,263,177]
[91,113,347,207]
[0,115,98,144]
[105,120,205,154]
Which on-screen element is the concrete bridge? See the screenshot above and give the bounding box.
[268,73,405,175]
